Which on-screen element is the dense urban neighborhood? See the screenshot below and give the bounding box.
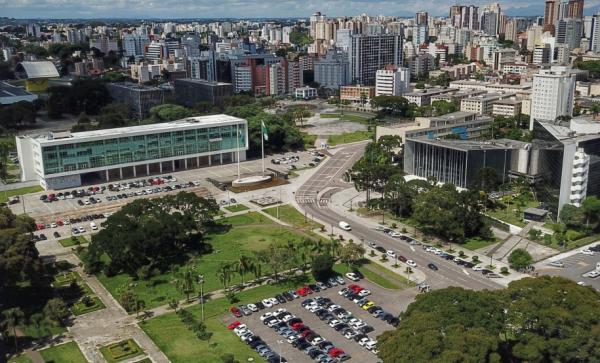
[1,1,600,362]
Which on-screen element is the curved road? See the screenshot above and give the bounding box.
[296,143,502,291]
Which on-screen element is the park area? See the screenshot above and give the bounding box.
[263,204,323,230]
[95,211,329,310]
[99,339,144,362]
[39,341,87,363]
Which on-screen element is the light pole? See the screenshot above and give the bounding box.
[361,238,365,257]
[277,339,284,363]
[198,274,205,321]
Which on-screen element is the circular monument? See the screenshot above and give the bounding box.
[231,175,272,187]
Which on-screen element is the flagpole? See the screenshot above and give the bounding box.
[236,123,241,180]
[261,125,265,176]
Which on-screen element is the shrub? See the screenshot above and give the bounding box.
[391,223,397,229]
[459,251,465,257]
[401,227,407,233]
[472,256,479,263]
[500,267,509,275]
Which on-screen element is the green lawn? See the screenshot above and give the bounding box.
[327,131,373,146]
[461,237,498,251]
[99,339,143,363]
[58,235,89,247]
[132,359,152,363]
[320,113,340,118]
[141,279,311,363]
[97,212,324,309]
[223,204,249,213]
[71,296,105,316]
[301,132,317,147]
[0,185,43,203]
[39,341,87,363]
[319,113,370,124]
[334,261,414,289]
[544,233,600,251]
[263,204,323,230]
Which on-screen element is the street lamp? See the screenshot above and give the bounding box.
[276,339,284,363]
[198,274,205,321]
[361,238,365,256]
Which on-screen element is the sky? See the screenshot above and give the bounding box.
[2,0,600,19]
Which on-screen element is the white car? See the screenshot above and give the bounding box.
[259,312,273,321]
[386,250,397,258]
[50,222,57,228]
[247,304,258,312]
[549,261,565,268]
[327,304,341,312]
[233,324,247,335]
[365,340,377,350]
[261,299,273,308]
[359,337,370,346]
[287,335,300,343]
[388,231,402,238]
[582,249,595,256]
[345,272,360,281]
[582,270,600,278]
[406,260,417,267]
[310,337,324,346]
[358,289,371,297]
[338,221,351,231]
[472,265,484,271]
[328,319,341,328]
[77,226,85,233]
[269,297,279,305]
[90,222,98,230]
[577,281,587,286]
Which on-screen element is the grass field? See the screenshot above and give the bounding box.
[327,131,373,146]
[39,341,87,363]
[98,212,323,309]
[301,132,318,147]
[8,354,34,363]
[71,296,105,316]
[319,113,370,124]
[0,185,43,203]
[263,204,323,230]
[334,260,413,289]
[224,204,249,213]
[58,235,88,247]
[141,279,311,363]
[461,237,498,251]
[99,339,143,363]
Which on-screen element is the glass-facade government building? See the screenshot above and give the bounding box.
[16,114,248,190]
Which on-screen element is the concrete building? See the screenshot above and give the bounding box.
[14,61,60,92]
[530,66,576,129]
[430,88,487,103]
[408,53,435,78]
[174,78,233,107]
[460,92,515,115]
[348,33,403,85]
[295,87,317,99]
[106,82,173,120]
[375,66,410,96]
[492,98,523,116]
[16,115,249,190]
[403,88,456,107]
[123,34,150,58]
[340,85,375,104]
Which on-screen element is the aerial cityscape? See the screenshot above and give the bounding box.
[1,1,600,362]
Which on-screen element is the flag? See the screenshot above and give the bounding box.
[261,120,269,141]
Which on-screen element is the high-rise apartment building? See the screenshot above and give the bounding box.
[556,18,583,50]
[314,50,350,89]
[530,66,576,129]
[415,11,429,26]
[589,11,600,52]
[123,34,150,58]
[375,66,410,96]
[348,33,403,85]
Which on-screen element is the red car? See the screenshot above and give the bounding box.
[230,307,243,318]
[328,348,345,358]
[291,322,305,331]
[300,330,313,338]
[56,220,64,226]
[296,287,308,297]
[36,224,45,230]
[398,255,407,262]
[227,321,241,330]
[349,284,363,293]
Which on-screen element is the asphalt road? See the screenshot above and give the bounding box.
[296,143,503,292]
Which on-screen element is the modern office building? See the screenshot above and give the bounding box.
[348,33,403,85]
[375,66,410,96]
[530,66,576,129]
[556,18,583,50]
[314,50,350,89]
[122,34,150,58]
[460,92,515,115]
[16,115,248,190]
[403,88,457,107]
[340,85,375,104]
[106,82,173,120]
[174,78,233,107]
[492,98,523,117]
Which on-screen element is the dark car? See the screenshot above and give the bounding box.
[255,301,265,310]
[53,231,60,238]
[427,263,438,271]
[275,294,286,304]
[39,234,47,240]
[359,325,374,334]
[375,246,386,253]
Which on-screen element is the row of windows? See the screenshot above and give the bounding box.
[42,125,246,175]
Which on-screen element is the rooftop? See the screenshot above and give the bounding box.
[107,82,173,92]
[404,88,457,96]
[407,138,530,151]
[15,61,59,79]
[23,114,246,144]
[175,78,232,86]
[0,81,33,97]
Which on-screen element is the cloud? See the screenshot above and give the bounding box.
[2,0,592,18]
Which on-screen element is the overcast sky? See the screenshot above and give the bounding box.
[2,0,600,19]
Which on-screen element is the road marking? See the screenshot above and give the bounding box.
[409,246,415,252]
[462,269,470,276]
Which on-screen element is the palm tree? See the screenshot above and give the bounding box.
[216,262,232,290]
[235,255,253,286]
[2,307,24,353]
[29,313,46,339]
[176,267,196,302]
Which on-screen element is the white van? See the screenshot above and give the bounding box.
[338,221,351,231]
[90,222,98,231]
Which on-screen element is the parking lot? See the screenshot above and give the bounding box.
[537,245,600,291]
[10,150,321,221]
[224,275,418,363]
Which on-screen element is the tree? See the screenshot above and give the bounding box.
[149,104,194,122]
[43,298,69,326]
[2,307,24,353]
[235,255,254,286]
[120,290,138,313]
[581,196,600,229]
[339,243,365,270]
[473,167,499,193]
[507,248,533,270]
[216,262,232,290]
[559,204,585,229]
[311,253,334,281]
[176,266,197,302]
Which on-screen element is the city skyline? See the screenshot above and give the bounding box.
[3,0,600,19]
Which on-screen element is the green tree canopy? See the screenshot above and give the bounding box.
[507,248,533,270]
[311,253,334,281]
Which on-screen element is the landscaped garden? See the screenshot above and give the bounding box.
[99,339,144,363]
[39,341,87,363]
[327,130,373,146]
[263,204,323,230]
[53,270,105,316]
[223,204,249,213]
[334,260,414,290]
[58,235,88,247]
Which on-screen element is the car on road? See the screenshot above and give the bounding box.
[386,250,396,258]
[582,249,595,256]
[472,265,484,271]
[338,221,351,231]
[406,260,417,267]
[549,261,565,268]
[90,222,98,230]
[77,226,85,233]
[427,263,438,271]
